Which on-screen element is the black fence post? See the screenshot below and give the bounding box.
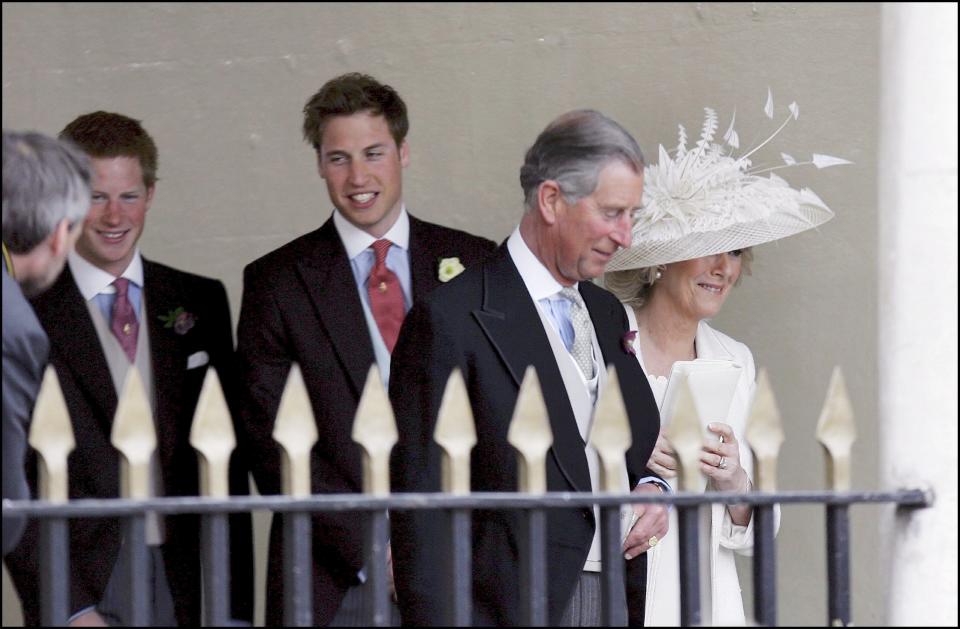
[519,508,548,626]
[752,503,778,626]
[365,510,392,627]
[677,504,702,626]
[201,512,231,626]
[283,512,313,626]
[826,504,851,626]
[39,518,70,626]
[601,505,627,626]
[449,508,473,626]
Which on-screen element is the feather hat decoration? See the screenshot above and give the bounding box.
[607,89,852,271]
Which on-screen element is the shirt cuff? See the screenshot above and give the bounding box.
[636,476,671,493]
[68,605,98,625]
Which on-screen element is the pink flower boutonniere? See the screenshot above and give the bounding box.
[622,330,638,355]
[159,307,197,335]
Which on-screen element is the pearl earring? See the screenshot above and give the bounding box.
[655,268,663,281]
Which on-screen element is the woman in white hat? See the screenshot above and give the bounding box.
[604,94,849,626]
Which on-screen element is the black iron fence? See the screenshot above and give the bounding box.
[1,363,934,626]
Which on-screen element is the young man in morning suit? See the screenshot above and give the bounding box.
[389,110,669,626]
[3,112,254,626]
[235,73,496,626]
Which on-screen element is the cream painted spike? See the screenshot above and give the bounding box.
[587,366,633,491]
[663,377,703,491]
[351,366,398,496]
[28,366,76,502]
[815,366,856,491]
[110,368,157,499]
[189,369,236,498]
[433,368,476,495]
[507,366,554,494]
[744,369,785,492]
[272,364,318,497]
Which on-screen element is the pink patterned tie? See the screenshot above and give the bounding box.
[110,278,139,363]
[367,239,405,353]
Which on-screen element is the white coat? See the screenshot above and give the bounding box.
[624,307,782,625]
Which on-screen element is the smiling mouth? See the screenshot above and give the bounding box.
[698,283,723,294]
[97,229,129,242]
[348,192,377,205]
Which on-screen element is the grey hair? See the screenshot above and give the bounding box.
[2,131,92,253]
[603,249,755,308]
[520,109,645,212]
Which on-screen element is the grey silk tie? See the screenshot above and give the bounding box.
[559,286,595,379]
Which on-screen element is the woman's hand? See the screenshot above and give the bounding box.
[700,422,752,525]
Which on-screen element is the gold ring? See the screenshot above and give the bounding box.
[648,535,658,547]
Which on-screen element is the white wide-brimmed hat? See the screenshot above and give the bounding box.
[607,90,851,272]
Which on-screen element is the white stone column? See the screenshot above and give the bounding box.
[879,3,958,626]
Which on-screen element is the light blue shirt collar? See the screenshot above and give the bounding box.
[68,250,144,323]
[68,249,144,300]
[332,205,410,260]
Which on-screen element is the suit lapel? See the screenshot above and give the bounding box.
[695,321,735,361]
[472,247,591,492]
[296,220,375,397]
[407,216,441,301]
[35,267,117,433]
[143,260,186,464]
[581,282,661,478]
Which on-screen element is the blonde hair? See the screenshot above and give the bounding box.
[603,249,754,308]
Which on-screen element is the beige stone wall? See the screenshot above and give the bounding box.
[2,2,883,625]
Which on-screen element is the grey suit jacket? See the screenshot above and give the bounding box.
[2,262,49,555]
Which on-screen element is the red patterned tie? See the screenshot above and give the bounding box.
[110,278,139,363]
[367,239,405,353]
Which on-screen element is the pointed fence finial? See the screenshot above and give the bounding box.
[272,365,318,497]
[189,369,236,498]
[28,366,76,502]
[744,369,785,492]
[815,366,856,491]
[588,366,632,491]
[663,378,704,491]
[111,368,157,499]
[351,366,398,496]
[507,367,553,493]
[433,368,476,495]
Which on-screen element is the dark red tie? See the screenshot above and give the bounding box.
[110,278,139,363]
[367,239,405,353]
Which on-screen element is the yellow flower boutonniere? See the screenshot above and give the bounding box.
[438,257,466,283]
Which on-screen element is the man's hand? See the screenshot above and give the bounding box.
[621,482,669,560]
[646,429,678,478]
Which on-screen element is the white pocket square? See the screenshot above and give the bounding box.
[186,351,209,370]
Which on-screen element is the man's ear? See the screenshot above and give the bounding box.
[316,150,327,179]
[536,180,564,226]
[47,218,72,258]
[144,184,156,212]
[399,140,410,168]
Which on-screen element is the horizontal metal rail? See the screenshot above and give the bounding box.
[4,488,932,627]
[2,488,931,518]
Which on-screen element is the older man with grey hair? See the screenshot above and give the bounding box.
[389,110,667,626]
[2,130,92,555]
